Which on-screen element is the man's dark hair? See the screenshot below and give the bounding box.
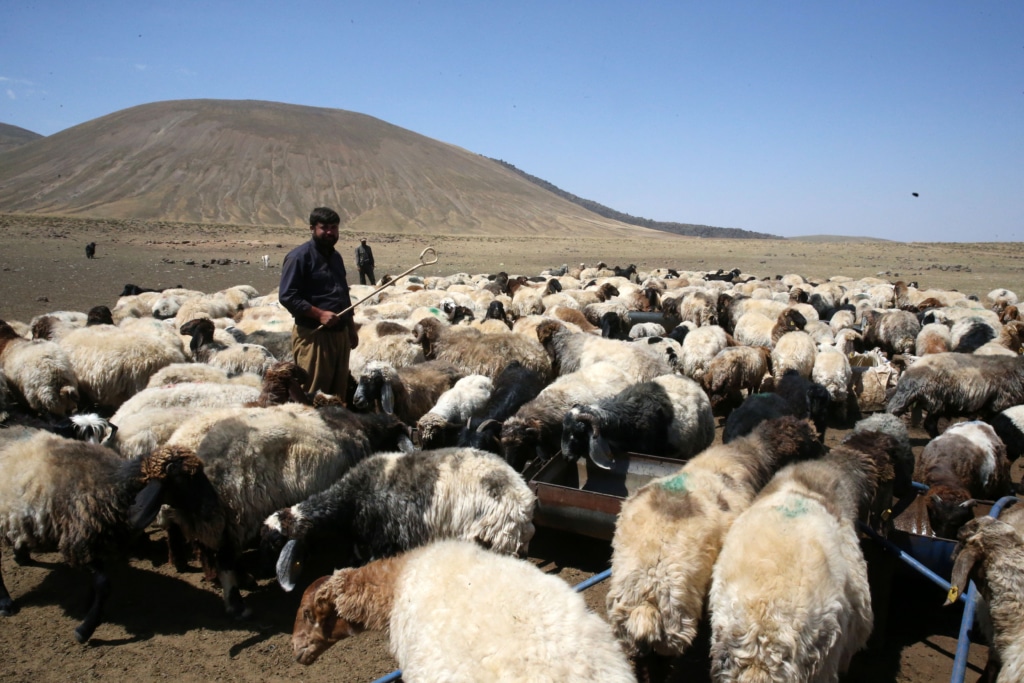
[309,207,341,227]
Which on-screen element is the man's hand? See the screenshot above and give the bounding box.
[314,308,341,328]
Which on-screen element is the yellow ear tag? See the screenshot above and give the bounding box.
[947,586,959,603]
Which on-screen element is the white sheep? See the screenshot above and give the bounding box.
[415,374,494,449]
[291,540,637,682]
[0,319,79,417]
[605,417,822,657]
[678,324,733,383]
[56,323,187,410]
[771,330,817,382]
[707,436,886,682]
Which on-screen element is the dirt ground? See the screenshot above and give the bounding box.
[1,213,1015,682]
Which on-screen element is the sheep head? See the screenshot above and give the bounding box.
[416,412,460,449]
[946,515,1008,606]
[500,417,545,472]
[292,574,363,665]
[132,445,225,548]
[561,406,615,470]
[256,361,311,406]
[411,317,443,358]
[352,362,397,414]
[179,317,216,352]
[925,485,977,540]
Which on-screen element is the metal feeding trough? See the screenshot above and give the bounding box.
[524,451,684,540]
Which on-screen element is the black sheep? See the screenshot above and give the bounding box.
[84,242,96,259]
[457,361,546,454]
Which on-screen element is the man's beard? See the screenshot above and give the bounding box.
[313,233,338,249]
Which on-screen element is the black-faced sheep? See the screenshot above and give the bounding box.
[412,316,551,381]
[0,319,79,418]
[351,359,464,425]
[721,392,795,444]
[560,374,714,468]
[457,360,548,454]
[605,416,822,657]
[886,353,1024,437]
[179,317,276,377]
[263,446,536,590]
[896,421,1012,539]
[945,516,1024,683]
[707,431,898,682]
[291,540,637,681]
[415,374,493,449]
[0,439,224,642]
[500,361,633,471]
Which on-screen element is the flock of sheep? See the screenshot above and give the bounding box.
[2,262,1024,681]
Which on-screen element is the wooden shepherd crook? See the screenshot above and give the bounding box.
[315,247,438,332]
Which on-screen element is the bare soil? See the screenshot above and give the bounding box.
[2,213,1014,682]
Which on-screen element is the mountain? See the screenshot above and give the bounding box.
[0,99,770,238]
[491,159,774,240]
[0,123,42,154]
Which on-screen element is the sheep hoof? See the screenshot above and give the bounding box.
[73,624,95,644]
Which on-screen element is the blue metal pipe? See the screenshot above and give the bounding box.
[949,495,1019,683]
[857,522,966,603]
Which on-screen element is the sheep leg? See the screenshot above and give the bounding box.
[165,523,194,573]
[0,550,17,616]
[13,544,32,565]
[212,546,251,619]
[74,561,112,643]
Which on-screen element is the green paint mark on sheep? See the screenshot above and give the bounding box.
[660,472,689,493]
[774,495,809,518]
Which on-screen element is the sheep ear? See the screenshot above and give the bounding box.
[589,434,615,471]
[130,480,165,529]
[101,421,119,446]
[381,383,395,414]
[947,543,982,606]
[277,539,304,592]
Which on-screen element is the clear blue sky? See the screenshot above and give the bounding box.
[2,1,1021,241]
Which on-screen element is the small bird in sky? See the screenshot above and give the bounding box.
[912,192,919,197]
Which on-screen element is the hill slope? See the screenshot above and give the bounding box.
[0,100,668,238]
[0,123,42,154]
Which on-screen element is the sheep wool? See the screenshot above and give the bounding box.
[292,540,637,683]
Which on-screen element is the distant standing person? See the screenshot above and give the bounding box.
[279,207,359,399]
[355,238,376,286]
